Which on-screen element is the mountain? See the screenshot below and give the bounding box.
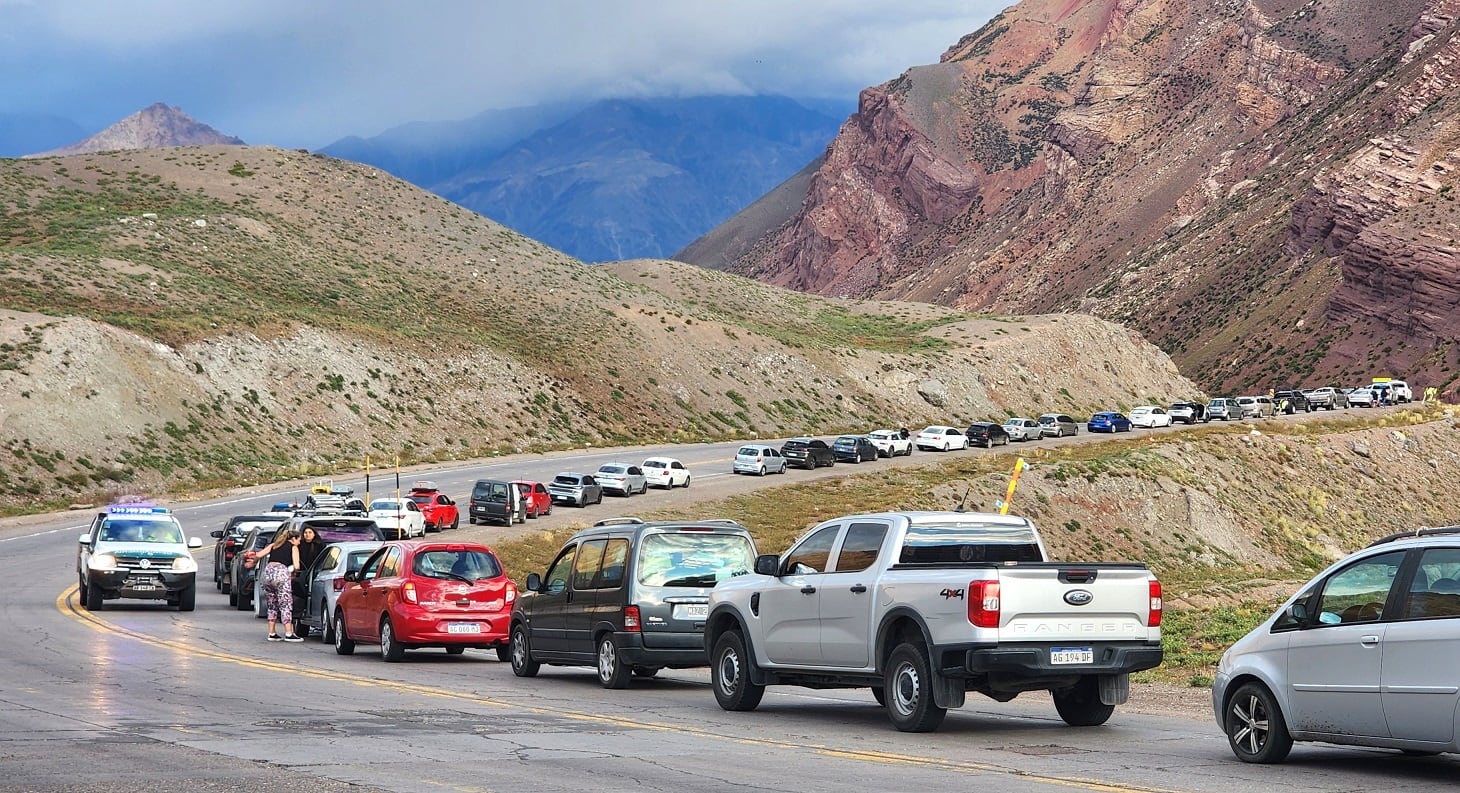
[0,113,87,159]
[679,0,1460,399]
[26,103,242,157]
[0,145,1199,509]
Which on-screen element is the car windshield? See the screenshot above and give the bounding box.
[408,494,432,505]
[737,447,762,456]
[637,533,756,588]
[920,426,943,434]
[835,437,857,446]
[369,500,404,511]
[783,441,809,450]
[599,465,626,474]
[643,461,665,469]
[412,549,502,582]
[100,518,184,543]
[552,476,581,486]
[869,431,892,440]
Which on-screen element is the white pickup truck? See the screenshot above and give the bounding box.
[705,511,1164,732]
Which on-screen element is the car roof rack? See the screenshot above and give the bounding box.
[692,518,746,527]
[593,516,646,527]
[1367,525,1460,547]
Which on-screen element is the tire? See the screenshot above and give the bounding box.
[633,666,661,679]
[510,624,539,677]
[228,587,238,607]
[1052,676,1115,726]
[176,583,195,612]
[322,610,336,644]
[450,515,459,530]
[757,465,766,477]
[84,579,103,611]
[333,611,355,655]
[597,635,632,689]
[1225,681,1292,763]
[236,582,251,611]
[496,645,512,663]
[469,517,478,525]
[885,641,947,732]
[595,491,603,505]
[682,475,690,488]
[221,575,231,596]
[380,617,405,662]
[445,646,465,655]
[710,631,764,711]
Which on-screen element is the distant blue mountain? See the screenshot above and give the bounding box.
[322,95,849,262]
[0,113,88,158]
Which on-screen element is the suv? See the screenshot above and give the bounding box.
[1168,402,1206,424]
[964,422,1010,447]
[781,438,835,469]
[211,512,289,594]
[77,504,203,611]
[1272,390,1311,414]
[509,517,757,688]
[470,478,525,524]
[1036,413,1079,438]
[831,435,878,463]
[1214,525,1460,763]
[547,473,603,508]
[733,444,788,476]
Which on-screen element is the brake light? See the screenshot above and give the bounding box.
[967,580,1000,628]
[333,578,346,592]
[402,581,418,604]
[1148,579,1163,627]
[623,605,641,632]
[505,582,517,604]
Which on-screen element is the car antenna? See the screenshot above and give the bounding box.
[954,485,971,513]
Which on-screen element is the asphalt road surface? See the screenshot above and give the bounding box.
[3,410,1453,792]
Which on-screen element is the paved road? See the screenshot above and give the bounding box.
[4,407,1452,792]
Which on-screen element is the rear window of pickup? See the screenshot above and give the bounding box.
[898,522,1042,564]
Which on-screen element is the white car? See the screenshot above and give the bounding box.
[915,425,968,452]
[1129,406,1173,428]
[642,456,691,488]
[867,429,913,457]
[1002,417,1042,442]
[1347,386,1376,407]
[366,498,426,540]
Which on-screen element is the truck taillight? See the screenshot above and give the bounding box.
[402,581,418,604]
[1148,580,1163,627]
[624,605,641,632]
[968,580,1000,628]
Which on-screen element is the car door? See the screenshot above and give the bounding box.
[819,520,890,668]
[1285,550,1405,738]
[306,545,341,628]
[760,525,841,666]
[345,548,387,639]
[563,539,608,661]
[528,545,578,656]
[354,546,404,642]
[1382,547,1460,743]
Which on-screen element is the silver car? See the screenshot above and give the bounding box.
[1036,413,1079,438]
[733,444,788,476]
[1213,527,1460,763]
[1002,417,1042,442]
[298,540,383,642]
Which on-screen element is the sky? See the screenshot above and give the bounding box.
[0,0,1008,149]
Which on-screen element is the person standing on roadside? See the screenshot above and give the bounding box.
[246,528,304,642]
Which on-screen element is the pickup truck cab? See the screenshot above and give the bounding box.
[705,511,1163,732]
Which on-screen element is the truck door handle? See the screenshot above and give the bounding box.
[849,584,867,594]
[800,586,817,594]
[1360,635,1379,646]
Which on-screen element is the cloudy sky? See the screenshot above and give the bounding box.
[1,0,1008,149]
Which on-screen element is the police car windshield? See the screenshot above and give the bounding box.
[101,518,184,544]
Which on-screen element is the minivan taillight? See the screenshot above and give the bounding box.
[967,580,1000,628]
[623,605,641,632]
[1148,579,1163,627]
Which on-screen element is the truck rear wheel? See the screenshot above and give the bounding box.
[711,631,764,711]
[1052,676,1115,726]
[885,641,947,732]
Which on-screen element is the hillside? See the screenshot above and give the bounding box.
[681,0,1460,399]
[0,145,1200,511]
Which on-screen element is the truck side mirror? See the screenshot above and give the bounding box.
[526,572,542,592]
[754,554,780,577]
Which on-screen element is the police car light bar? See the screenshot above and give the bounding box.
[108,505,169,514]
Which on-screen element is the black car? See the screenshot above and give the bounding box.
[781,438,835,469]
[1273,389,1312,414]
[229,524,280,611]
[965,422,1011,448]
[469,478,521,525]
[831,435,878,463]
[509,517,757,688]
[211,514,287,594]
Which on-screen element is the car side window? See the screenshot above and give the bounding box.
[1314,551,1405,625]
[318,546,340,574]
[359,549,386,581]
[378,548,403,578]
[832,522,888,573]
[544,546,577,594]
[573,540,607,590]
[784,525,841,575]
[1402,548,1460,619]
[594,539,629,589]
[583,475,597,486]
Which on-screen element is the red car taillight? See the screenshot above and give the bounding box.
[623,605,641,632]
[967,580,1001,628]
[402,581,418,605]
[1148,579,1163,627]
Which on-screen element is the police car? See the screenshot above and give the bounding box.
[76,504,204,611]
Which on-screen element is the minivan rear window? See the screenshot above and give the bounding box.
[636,533,755,587]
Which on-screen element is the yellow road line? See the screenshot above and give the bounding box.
[56,585,1185,793]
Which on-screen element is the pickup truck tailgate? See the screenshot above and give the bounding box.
[997,565,1155,642]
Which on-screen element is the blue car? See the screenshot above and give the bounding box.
[1087,411,1133,433]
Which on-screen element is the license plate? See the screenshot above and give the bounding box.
[1050,647,1093,665]
[130,584,157,591]
[673,603,709,620]
[446,623,481,634]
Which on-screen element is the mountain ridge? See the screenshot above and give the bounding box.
[27,103,242,157]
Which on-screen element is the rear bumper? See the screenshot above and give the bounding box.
[946,641,1163,680]
[394,609,511,646]
[615,631,709,668]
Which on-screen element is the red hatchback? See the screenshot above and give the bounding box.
[333,541,515,662]
[512,480,552,519]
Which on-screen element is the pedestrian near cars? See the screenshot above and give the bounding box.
[296,525,325,571]
[246,528,304,642]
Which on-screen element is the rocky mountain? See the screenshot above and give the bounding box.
[0,146,1199,510]
[326,95,847,263]
[0,112,87,158]
[680,0,1460,399]
[27,103,242,157]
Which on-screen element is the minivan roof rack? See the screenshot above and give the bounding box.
[693,518,746,526]
[593,517,646,527]
[1367,525,1460,547]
